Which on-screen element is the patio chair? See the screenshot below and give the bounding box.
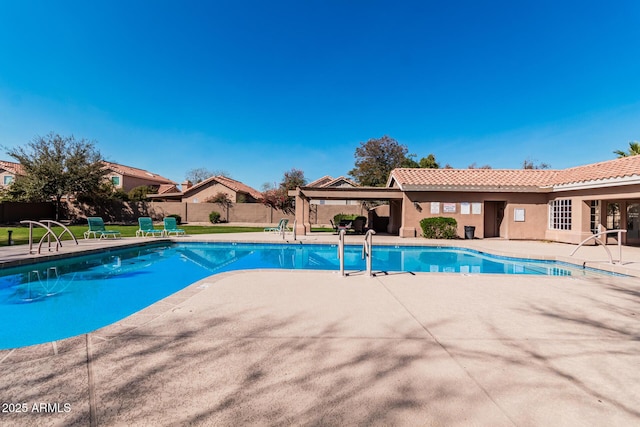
[84,217,121,239]
[163,217,186,236]
[264,218,290,233]
[329,219,339,234]
[136,217,164,237]
[352,217,367,234]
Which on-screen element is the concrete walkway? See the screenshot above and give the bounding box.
[0,234,639,426]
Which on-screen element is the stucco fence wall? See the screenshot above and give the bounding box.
[148,202,365,225]
[61,201,363,226]
[1,201,366,227]
[0,202,56,223]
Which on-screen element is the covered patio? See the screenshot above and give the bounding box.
[290,186,404,236]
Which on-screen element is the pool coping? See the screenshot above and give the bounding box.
[1,236,637,277]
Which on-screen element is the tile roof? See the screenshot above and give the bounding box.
[553,155,640,185]
[102,161,176,184]
[307,176,333,187]
[323,176,358,188]
[389,156,640,191]
[308,175,358,188]
[157,184,179,194]
[389,168,558,191]
[0,160,25,175]
[185,175,262,200]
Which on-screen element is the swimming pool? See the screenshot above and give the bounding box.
[0,242,616,349]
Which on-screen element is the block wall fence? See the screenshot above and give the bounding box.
[0,201,364,226]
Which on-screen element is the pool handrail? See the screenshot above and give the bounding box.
[41,220,79,246]
[338,229,346,276]
[570,225,627,264]
[362,229,376,277]
[20,220,75,254]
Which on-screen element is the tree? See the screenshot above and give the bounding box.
[185,167,231,184]
[467,162,492,169]
[400,154,420,168]
[281,168,306,190]
[260,168,307,214]
[349,136,410,186]
[419,154,440,169]
[613,141,640,157]
[6,133,106,219]
[522,158,551,169]
[128,185,154,201]
[205,191,233,222]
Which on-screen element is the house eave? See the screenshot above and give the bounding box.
[552,175,640,191]
[400,185,553,193]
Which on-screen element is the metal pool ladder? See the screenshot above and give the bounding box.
[337,229,346,276]
[362,229,376,277]
[20,220,79,255]
[570,225,627,264]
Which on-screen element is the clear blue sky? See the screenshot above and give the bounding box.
[1,0,639,190]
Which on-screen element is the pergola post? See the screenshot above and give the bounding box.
[295,190,310,235]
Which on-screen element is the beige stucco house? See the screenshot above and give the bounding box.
[292,156,640,246]
[0,161,23,189]
[0,160,177,195]
[102,161,177,194]
[148,175,262,203]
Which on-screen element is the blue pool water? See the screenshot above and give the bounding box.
[0,242,616,349]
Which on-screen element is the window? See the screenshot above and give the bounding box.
[589,200,600,233]
[549,199,572,230]
[3,175,13,185]
[111,176,120,186]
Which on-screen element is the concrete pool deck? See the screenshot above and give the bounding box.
[0,233,639,426]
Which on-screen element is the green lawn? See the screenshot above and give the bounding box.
[0,224,333,246]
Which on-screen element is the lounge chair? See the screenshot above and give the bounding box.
[136,217,164,237]
[264,218,290,234]
[338,220,352,233]
[329,219,339,234]
[163,217,186,236]
[84,217,121,239]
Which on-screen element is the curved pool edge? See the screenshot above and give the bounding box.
[0,268,247,363]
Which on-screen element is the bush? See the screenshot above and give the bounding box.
[167,214,182,225]
[209,211,221,224]
[333,213,367,225]
[420,217,458,239]
[129,185,153,202]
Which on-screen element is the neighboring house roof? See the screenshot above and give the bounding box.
[157,184,180,194]
[322,176,358,188]
[184,175,263,200]
[307,176,334,187]
[388,156,640,192]
[0,160,25,176]
[308,175,358,188]
[102,161,177,185]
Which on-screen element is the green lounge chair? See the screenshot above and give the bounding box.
[264,218,290,234]
[163,217,185,236]
[84,217,121,239]
[136,217,164,237]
